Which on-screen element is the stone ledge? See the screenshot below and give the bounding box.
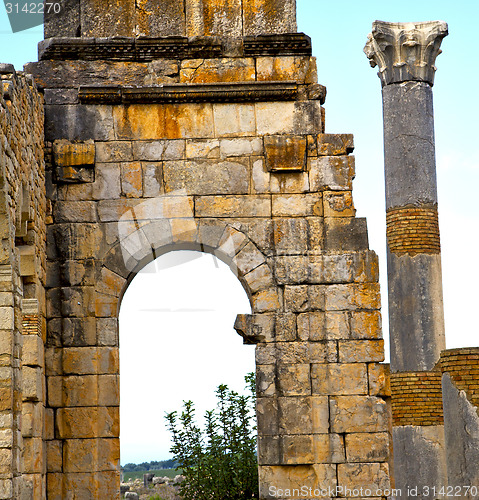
[79,81,299,104]
[39,33,312,62]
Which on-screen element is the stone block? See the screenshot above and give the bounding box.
[243,0,297,35]
[53,201,97,223]
[186,139,220,159]
[46,441,62,473]
[272,194,322,217]
[281,434,314,464]
[275,256,308,284]
[186,0,243,37]
[255,344,276,366]
[309,341,338,364]
[324,218,369,252]
[270,171,310,194]
[22,367,43,402]
[314,434,345,463]
[243,264,275,294]
[195,195,269,217]
[62,347,98,375]
[257,56,317,83]
[95,141,132,163]
[0,449,11,474]
[273,313,297,342]
[277,364,311,396]
[330,396,388,433]
[311,363,368,395]
[45,104,115,142]
[62,317,97,347]
[0,308,14,330]
[276,342,309,364]
[297,312,324,341]
[234,242,267,276]
[317,134,354,156]
[368,363,391,397]
[92,163,121,200]
[45,348,62,376]
[259,464,337,499]
[121,162,143,198]
[273,218,308,255]
[113,103,214,140]
[53,140,95,168]
[133,140,185,161]
[307,217,324,253]
[213,104,256,137]
[252,288,281,313]
[56,407,119,439]
[321,251,379,284]
[164,159,249,195]
[23,437,44,473]
[337,463,390,492]
[325,284,381,311]
[220,137,263,157]
[81,0,135,37]
[256,364,276,397]
[256,397,279,435]
[264,135,307,172]
[63,438,119,473]
[97,318,118,347]
[64,375,99,407]
[0,429,12,448]
[137,0,186,36]
[258,436,281,465]
[141,162,163,198]
[180,58,255,83]
[324,312,350,340]
[45,408,55,440]
[22,335,44,368]
[323,191,355,217]
[338,340,385,363]
[284,285,308,313]
[345,432,389,463]
[350,311,382,340]
[278,396,312,434]
[44,0,80,38]
[309,156,355,192]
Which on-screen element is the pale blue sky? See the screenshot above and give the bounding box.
[1,1,478,464]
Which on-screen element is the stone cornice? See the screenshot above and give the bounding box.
[364,20,448,86]
[78,81,299,104]
[39,33,312,62]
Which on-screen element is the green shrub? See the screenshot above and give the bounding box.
[165,373,258,499]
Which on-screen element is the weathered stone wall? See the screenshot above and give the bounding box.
[0,65,47,499]
[44,0,297,38]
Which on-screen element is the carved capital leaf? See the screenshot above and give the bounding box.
[364,20,448,86]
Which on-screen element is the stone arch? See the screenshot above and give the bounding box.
[97,215,280,321]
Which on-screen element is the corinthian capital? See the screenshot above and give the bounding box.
[364,20,448,86]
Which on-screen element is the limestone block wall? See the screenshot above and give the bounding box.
[0,65,47,499]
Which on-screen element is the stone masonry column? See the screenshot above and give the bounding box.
[365,21,448,497]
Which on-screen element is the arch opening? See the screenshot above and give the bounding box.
[119,249,254,467]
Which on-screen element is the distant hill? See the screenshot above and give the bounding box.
[121,459,177,472]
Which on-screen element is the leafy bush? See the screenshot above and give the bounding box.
[165,373,258,499]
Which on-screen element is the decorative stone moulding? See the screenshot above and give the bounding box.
[243,33,312,56]
[38,33,312,61]
[364,20,448,86]
[79,81,299,104]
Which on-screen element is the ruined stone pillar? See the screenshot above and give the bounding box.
[365,21,448,497]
